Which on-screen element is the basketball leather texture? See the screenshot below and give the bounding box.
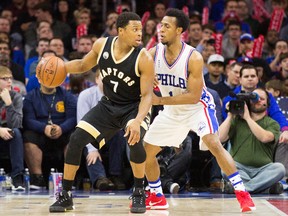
[36,56,67,88]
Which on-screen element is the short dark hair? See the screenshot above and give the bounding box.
[274,39,288,49]
[227,20,241,30]
[116,12,141,29]
[265,79,283,92]
[202,23,216,33]
[34,2,53,14]
[165,8,190,33]
[41,49,57,57]
[37,38,50,46]
[240,64,258,77]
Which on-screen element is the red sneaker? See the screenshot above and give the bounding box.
[146,192,169,210]
[235,190,256,212]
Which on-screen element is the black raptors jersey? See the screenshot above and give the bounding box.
[97,36,143,105]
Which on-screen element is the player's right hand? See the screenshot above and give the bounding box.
[124,120,141,145]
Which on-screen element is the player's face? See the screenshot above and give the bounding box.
[122,20,142,47]
[159,16,179,45]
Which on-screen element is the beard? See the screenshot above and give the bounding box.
[250,105,266,113]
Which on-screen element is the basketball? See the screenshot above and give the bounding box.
[36,56,67,88]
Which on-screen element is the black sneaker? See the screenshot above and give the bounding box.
[95,177,115,191]
[30,174,46,190]
[269,182,284,194]
[223,180,234,194]
[110,176,126,190]
[49,190,74,212]
[12,173,25,191]
[130,187,146,213]
[168,182,180,194]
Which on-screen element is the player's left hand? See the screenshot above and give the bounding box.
[153,74,159,88]
[279,130,288,143]
[124,120,141,145]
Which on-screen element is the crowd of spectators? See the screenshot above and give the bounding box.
[0,0,287,193]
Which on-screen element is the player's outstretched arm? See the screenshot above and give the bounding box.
[65,38,106,74]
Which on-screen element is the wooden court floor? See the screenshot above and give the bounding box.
[0,190,287,216]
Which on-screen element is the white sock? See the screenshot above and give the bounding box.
[228,172,246,191]
[148,178,163,195]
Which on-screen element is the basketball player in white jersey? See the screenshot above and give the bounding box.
[143,8,256,213]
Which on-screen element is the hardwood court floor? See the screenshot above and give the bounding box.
[0,190,287,216]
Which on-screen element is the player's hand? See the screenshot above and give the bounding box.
[0,88,12,106]
[86,150,102,166]
[152,93,161,105]
[279,131,288,143]
[124,120,141,145]
[153,74,159,88]
[50,124,62,139]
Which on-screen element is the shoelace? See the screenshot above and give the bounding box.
[55,192,68,203]
[130,195,144,205]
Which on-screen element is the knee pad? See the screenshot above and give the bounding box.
[65,128,96,165]
[129,141,146,164]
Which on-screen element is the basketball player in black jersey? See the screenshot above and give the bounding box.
[49,12,155,214]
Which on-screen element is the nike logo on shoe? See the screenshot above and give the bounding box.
[149,200,163,206]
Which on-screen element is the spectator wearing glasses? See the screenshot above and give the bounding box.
[0,65,25,191]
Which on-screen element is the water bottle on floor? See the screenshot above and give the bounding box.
[49,168,55,193]
[0,168,6,192]
[24,168,30,191]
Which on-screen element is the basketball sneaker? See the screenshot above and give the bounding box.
[146,192,169,210]
[30,174,46,190]
[49,190,74,212]
[235,190,256,212]
[12,173,25,191]
[130,187,146,213]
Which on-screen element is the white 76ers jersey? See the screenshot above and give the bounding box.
[154,42,215,115]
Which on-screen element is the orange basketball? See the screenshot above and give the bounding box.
[36,56,67,88]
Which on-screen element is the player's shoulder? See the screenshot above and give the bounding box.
[189,48,203,62]
[139,47,153,61]
[92,37,109,49]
